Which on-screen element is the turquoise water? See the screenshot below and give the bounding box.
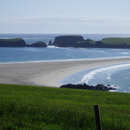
[1,33,130,93]
[0,47,130,63]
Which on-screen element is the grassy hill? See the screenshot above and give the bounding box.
[75,37,130,48]
[101,38,130,45]
[0,84,130,129]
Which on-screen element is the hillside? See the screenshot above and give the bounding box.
[0,84,130,129]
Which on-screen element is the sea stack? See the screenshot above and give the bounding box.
[53,35,84,47]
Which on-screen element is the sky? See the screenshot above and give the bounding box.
[1,0,130,34]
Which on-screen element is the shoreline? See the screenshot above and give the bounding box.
[0,56,130,64]
[0,57,130,87]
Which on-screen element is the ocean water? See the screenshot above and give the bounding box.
[61,63,130,93]
[0,33,130,93]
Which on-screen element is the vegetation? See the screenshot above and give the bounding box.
[0,84,130,129]
[75,38,130,48]
[101,38,130,45]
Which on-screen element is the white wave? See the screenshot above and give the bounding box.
[47,46,56,48]
[122,52,129,54]
[81,63,130,84]
[106,73,111,81]
[23,37,42,39]
[98,51,105,52]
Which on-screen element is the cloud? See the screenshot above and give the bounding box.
[0,15,130,34]
[1,15,130,25]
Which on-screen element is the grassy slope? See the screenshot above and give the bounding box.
[101,38,130,45]
[0,84,130,130]
[78,38,130,45]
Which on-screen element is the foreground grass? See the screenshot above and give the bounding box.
[0,84,130,129]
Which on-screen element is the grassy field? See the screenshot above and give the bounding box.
[0,84,130,130]
[101,38,130,45]
[77,38,130,47]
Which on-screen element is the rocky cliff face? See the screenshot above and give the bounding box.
[53,35,84,47]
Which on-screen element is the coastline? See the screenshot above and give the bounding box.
[0,57,130,87]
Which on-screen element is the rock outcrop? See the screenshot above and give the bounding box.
[48,40,52,45]
[60,83,117,91]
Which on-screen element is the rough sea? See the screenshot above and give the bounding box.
[1,33,130,93]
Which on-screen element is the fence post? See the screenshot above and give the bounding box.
[94,105,102,130]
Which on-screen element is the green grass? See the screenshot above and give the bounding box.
[77,37,130,46]
[77,41,95,44]
[101,38,130,45]
[0,84,130,129]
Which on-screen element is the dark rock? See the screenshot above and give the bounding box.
[60,83,117,91]
[48,40,52,45]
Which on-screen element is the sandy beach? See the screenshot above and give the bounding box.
[0,57,130,87]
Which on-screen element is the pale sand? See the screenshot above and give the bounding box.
[0,58,130,87]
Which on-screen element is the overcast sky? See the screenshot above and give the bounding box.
[1,0,130,34]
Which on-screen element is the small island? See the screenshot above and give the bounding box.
[1,36,130,49]
[0,39,47,47]
[52,35,130,48]
[53,35,84,47]
[0,38,26,47]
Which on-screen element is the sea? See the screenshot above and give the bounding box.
[1,33,130,93]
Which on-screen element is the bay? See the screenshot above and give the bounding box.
[0,33,130,93]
